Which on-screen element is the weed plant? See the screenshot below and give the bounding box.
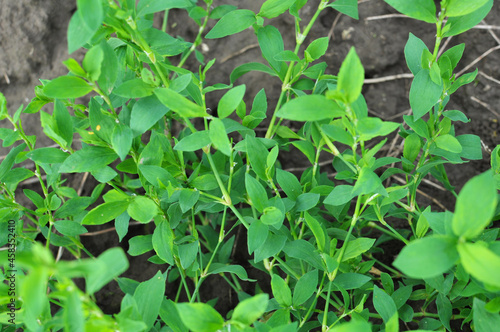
[1,0,500,331]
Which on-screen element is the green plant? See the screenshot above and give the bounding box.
[1,0,499,331]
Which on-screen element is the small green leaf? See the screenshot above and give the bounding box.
[205,9,256,39]
[209,264,256,282]
[258,0,295,19]
[114,79,154,99]
[445,0,489,17]
[86,247,129,294]
[352,168,386,197]
[305,37,329,62]
[245,173,268,213]
[443,110,470,123]
[130,96,170,136]
[134,271,166,330]
[327,0,359,19]
[179,189,200,213]
[44,76,93,99]
[209,117,231,156]
[177,303,224,332]
[384,0,437,23]
[218,85,246,118]
[435,134,462,153]
[59,146,117,173]
[458,242,500,288]
[276,95,344,121]
[330,320,372,332]
[248,220,268,254]
[452,171,497,239]
[53,99,73,148]
[337,47,364,104]
[271,274,292,307]
[324,185,354,206]
[82,200,130,225]
[473,298,500,332]
[295,193,320,212]
[152,221,174,265]
[154,88,208,118]
[393,235,459,279]
[260,206,284,226]
[334,273,371,290]
[54,220,88,237]
[231,294,269,326]
[111,124,133,161]
[293,270,318,307]
[26,147,69,164]
[174,131,211,152]
[245,135,269,181]
[373,285,397,323]
[82,45,104,81]
[403,133,421,163]
[257,25,286,75]
[304,212,326,253]
[404,33,429,75]
[137,0,192,16]
[443,0,493,37]
[128,235,153,256]
[127,196,158,223]
[342,237,375,261]
[410,69,443,120]
[274,50,301,62]
[276,169,302,200]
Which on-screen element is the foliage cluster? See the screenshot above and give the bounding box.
[1,0,500,331]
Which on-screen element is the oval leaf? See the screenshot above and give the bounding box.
[44,76,93,99]
[276,95,344,121]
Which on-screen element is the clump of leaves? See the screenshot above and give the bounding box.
[1,0,499,331]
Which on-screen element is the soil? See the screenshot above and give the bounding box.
[1,0,499,329]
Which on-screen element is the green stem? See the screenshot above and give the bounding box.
[265,0,329,139]
[322,280,333,332]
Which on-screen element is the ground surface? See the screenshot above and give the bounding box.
[1,0,499,326]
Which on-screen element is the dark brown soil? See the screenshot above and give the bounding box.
[1,0,499,327]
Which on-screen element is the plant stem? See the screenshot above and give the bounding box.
[265,0,329,139]
[322,280,333,332]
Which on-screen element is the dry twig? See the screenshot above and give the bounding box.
[220,43,259,64]
[471,96,500,119]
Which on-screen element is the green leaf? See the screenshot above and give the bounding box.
[393,235,459,279]
[128,235,153,256]
[260,206,284,226]
[334,273,371,290]
[283,239,323,269]
[209,264,256,282]
[179,189,200,213]
[114,79,154,99]
[452,171,497,239]
[342,237,375,261]
[257,25,286,74]
[230,62,278,84]
[218,85,246,119]
[54,220,88,237]
[445,0,489,17]
[26,147,69,164]
[254,233,287,262]
[159,299,188,332]
[435,134,462,153]
[473,298,500,332]
[82,200,130,225]
[246,173,268,213]
[154,88,207,118]
[98,40,119,94]
[324,185,355,206]
[305,37,329,62]
[82,45,104,81]
[259,0,295,18]
[248,220,268,254]
[293,270,318,307]
[152,221,174,265]
[276,95,344,121]
[130,96,170,136]
[276,169,302,200]
[86,248,129,294]
[177,303,224,332]
[337,47,364,104]
[437,293,452,331]
[174,130,211,152]
[443,0,493,36]
[458,134,482,160]
[449,68,478,94]
[373,285,397,323]
[64,290,84,332]
[384,0,437,23]
[209,118,231,156]
[403,133,421,163]
[274,50,301,62]
[409,69,443,120]
[458,242,500,288]
[54,99,73,148]
[77,0,103,36]
[328,0,359,19]
[205,9,256,39]
[67,7,101,54]
[137,0,192,16]
[127,196,158,223]
[245,135,269,181]
[443,110,469,123]
[295,193,320,212]
[271,274,292,307]
[111,124,133,161]
[134,271,166,330]
[356,117,399,141]
[404,33,429,75]
[59,146,118,173]
[231,294,269,326]
[304,212,326,253]
[352,168,386,197]
[44,76,93,99]
[330,320,372,332]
